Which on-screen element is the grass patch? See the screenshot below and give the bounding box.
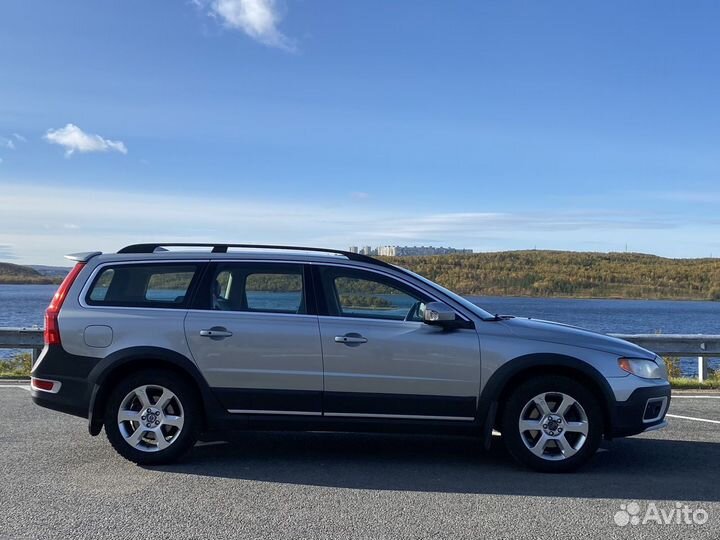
[669,377,720,390]
[664,357,720,389]
[0,353,32,379]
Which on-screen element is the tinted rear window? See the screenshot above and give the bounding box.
[200,262,306,314]
[86,263,202,308]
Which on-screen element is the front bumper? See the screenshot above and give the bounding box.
[642,420,668,432]
[609,383,671,437]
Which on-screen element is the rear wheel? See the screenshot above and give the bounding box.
[104,370,200,465]
[501,375,603,473]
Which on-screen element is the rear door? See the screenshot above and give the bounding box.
[184,261,323,416]
[314,265,481,421]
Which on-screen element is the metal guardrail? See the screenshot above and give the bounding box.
[0,327,44,362]
[610,334,719,382]
[0,328,716,381]
[609,334,720,356]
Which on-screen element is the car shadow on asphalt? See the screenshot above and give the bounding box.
[148,431,720,502]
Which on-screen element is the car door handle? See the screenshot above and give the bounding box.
[200,328,233,338]
[334,334,368,344]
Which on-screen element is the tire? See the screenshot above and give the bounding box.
[501,375,603,473]
[104,369,200,465]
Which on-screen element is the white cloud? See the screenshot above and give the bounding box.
[0,181,712,265]
[0,244,16,260]
[1,133,26,151]
[44,124,128,157]
[647,190,720,204]
[201,0,294,50]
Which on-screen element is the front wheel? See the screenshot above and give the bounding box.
[104,370,200,465]
[501,375,603,473]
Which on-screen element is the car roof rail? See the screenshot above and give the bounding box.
[116,243,397,270]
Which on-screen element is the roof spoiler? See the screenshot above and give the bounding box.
[64,251,102,263]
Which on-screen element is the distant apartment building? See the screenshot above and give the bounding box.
[349,245,473,257]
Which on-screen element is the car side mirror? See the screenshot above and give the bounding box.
[422,301,458,325]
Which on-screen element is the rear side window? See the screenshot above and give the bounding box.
[197,262,307,314]
[86,263,202,308]
[245,273,303,313]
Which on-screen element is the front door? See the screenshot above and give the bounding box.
[185,262,323,415]
[314,265,481,421]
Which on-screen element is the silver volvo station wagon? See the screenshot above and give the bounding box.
[31,243,670,472]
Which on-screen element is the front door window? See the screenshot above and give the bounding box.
[319,267,428,322]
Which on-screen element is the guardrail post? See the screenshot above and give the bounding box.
[698,356,708,383]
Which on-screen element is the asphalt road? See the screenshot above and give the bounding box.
[1,385,718,540]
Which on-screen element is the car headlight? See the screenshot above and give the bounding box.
[618,357,664,379]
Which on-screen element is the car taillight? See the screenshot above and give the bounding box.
[44,262,85,346]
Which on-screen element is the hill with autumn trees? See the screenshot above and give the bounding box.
[0,262,61,284]
[3,250,720,300]
[383,250,720,301]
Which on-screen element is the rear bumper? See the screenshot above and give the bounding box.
[609,383,671,437]
[32,391,88,418]
[30,345,96,419]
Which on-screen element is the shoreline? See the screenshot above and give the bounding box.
[1,281,719,303]
[467,294,720,303]
[0,280,62,286]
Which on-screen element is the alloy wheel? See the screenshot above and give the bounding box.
[518,391,589,461]
[117,385,185,452]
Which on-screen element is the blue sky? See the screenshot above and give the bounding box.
[1,0,719,265]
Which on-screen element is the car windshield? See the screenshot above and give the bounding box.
[398,266,495,320]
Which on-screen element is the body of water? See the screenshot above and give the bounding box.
[1,284,717,376]
[0,284,56,328]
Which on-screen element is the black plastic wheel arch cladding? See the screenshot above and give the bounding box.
[86,346,224,435]
[477,353,616,448]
